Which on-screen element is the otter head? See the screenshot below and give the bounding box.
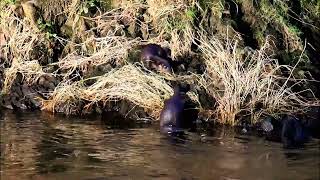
[158,64,172,74]
[150,61,172,74]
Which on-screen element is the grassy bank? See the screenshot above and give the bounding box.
[0,0,319,125]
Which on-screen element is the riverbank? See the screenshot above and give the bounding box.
[0,0,319,126]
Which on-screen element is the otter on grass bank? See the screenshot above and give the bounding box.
[140,44,173,73]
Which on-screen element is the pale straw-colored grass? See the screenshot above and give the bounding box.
[0,7,47,93]
[54,35,140,78]
[42,64,173,117]
[146,0,195,58]
[195,31,319,125]
[41,81,84,115]
[3,58,44,93]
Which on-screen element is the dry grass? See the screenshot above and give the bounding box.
[0,7,47,94]
[41,81,84,115]
[3,58,44,93]
[42,64,173,117]
[40,1,186,117]
[54,35,140,78]
[0,9,44,60]
[195,31,319,125]
[83,64,173,116]
[145,0,196,58]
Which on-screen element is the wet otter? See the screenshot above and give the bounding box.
[260,115,310,148]
[159,83,197,136]
[281,116,309,148]
[140,44,173,73]
[160,86,185,135]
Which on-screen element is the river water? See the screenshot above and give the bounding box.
[0,110,319,180]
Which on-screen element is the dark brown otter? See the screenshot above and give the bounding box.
[260,115,311,148]
[140,44,173,73]
[160,86,185,135]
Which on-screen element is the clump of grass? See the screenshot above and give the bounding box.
[85,1,144,37]
[300,0,320,20]
[0,7,48,94]
[42,64,173,117]
[54,0,198,77]
[41,81,84,115]
[83,64,173,117]
[54,35,140,78]
[145,0,196,58]
[2,58,44,94]
[195,31,318,125]
[38,0,72,23]
[0,9,44,60]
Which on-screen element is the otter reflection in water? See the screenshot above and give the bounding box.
[140,44,173,73]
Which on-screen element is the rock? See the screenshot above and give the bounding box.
[97,63,113,73]
[103,100,148,120]
[20,103,28,110]
[95,106,102,114]
[241,128,248,134]
[197,86,216,109]
[29,97,41,108]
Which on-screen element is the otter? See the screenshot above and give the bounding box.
[160,86,185,135]
[260,115,310,148]
[159,83,198,136]
[140,44,173,73]
[281,116,309,148]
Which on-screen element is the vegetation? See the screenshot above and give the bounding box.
[0,0,319,125]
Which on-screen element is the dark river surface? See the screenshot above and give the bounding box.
[0,110,319,180]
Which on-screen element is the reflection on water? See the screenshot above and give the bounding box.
[0,110,319,180]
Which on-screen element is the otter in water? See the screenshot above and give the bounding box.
[140,44,173,73]
[159,84,195,136]
[260,115,310,148]
[281,116,309,148]
[160,86,184,135]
